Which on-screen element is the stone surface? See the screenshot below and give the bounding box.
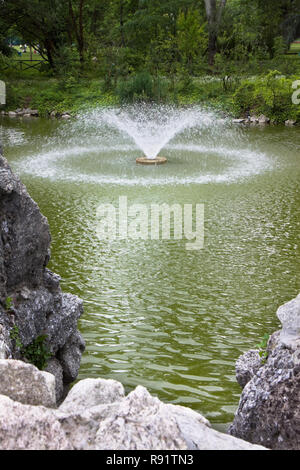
[0,372,266,450]
[276,293,300,348]
[56,381,266,450]
[258,114,270,124]
[236,349,262,389]
[285,119,297,126]
[93,385,266,450]
[45,357,65,404]
[0,359,56,407]
[0,394,72,450]
[229,294,300,450]
[59,377,125,414]
[0,152,85,403]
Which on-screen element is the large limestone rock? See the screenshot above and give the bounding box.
[229,294,300,450]
[0,152,85,402]
[59,377,125,414]
[0,359,56,407]
[0,366,266,450]
[0,395,72,450]
[55,379,266,450]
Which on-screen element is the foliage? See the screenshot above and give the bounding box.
[232,72,300,122]
[22,335,51,371]
[255,333,270,363]
[10,325,23,350]
[0,0,299,76]
[5,296,13,310]
[117,72,168,103]
[9,324,51,370]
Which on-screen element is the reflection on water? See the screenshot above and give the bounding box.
[1,112,300,429]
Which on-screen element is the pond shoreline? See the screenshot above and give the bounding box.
[0,107,298,127]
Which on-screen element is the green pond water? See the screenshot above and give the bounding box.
[1,111,299,432]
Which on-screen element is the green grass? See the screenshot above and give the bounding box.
[289,39,300,54]
[12,46,44,61]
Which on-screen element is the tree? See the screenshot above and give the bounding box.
[203,0,227,65]
[68,0,86,64]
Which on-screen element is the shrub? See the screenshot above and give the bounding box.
[232,71,300,122]
[117,71,168,103]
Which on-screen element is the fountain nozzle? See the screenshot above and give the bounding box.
[136,156,167,165]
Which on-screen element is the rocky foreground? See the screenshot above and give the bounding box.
[0,358,266,450]
[229,294,300,450]
[0,152,85,403]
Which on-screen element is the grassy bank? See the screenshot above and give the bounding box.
[1,70,300,123]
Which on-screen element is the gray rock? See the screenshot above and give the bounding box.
[0,394,72,450]
[229,294,300,450]
[0,374,266,450]
[236,349,262,388]
[258,115,270,125]
[233,119,246,124]
[277,293,300,348]
[58,329,85,383]
[8,111,17,117]
[59,377,125,414]
[56,382,266,450]
[0,155,50,292]
[45,357,64,404]
[285,120,297,126]
[92,385,266,450]
[0,318,12,359]
[0,154,85,403]
[0,359,56,407]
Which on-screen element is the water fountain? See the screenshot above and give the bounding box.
[100,104,214,165]
[10,104,271,186]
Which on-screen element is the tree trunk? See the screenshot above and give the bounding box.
[204,0,227,66]
[68,0,85,65]
[120,0,125,47]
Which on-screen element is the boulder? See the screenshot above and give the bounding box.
[258,115,270,125]
[0,394,72,450]
[57,380,266,450]
[0,373,267,450]
[235,349,262,389]
[0,152,85,403]
[285,120,297,126]
[0,359,56,407]
[277,293,300,348]
[45,357,64,404]
[59,377,125,414]
[229,293,300,450]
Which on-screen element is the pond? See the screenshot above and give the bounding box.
[1,108,299,432]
